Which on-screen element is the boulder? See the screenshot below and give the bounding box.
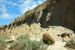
[43,33,55,45]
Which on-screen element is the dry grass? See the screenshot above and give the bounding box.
[0,23,75,50]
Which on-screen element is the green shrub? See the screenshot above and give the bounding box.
[0,35,8,45]
[0,35,9,50]
[9,34,47,50]
[66,39,75,49]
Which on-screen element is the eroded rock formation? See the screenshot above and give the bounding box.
[14,0,75,31]
[0,0,75,32]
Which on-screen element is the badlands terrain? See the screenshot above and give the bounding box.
[0,0,75,50]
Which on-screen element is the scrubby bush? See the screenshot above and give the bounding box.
[0,35,8,45]
[66,39,75,49]
[9,34,47,50]
[0,35,8,50]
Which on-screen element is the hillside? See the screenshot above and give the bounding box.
[0,0,75,50]
[0,0,75,31]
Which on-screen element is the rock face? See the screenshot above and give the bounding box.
[13,0,75,31]
[0,0,75,32]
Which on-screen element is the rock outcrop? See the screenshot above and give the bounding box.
[13,0,75,31]
[0,0,75,32]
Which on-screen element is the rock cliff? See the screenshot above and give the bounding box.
[0,0,75,31]
[10,0,75,32]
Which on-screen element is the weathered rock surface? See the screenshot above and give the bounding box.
[43,33,55,45]
[18,0,75,31]
[0,0,75,32]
